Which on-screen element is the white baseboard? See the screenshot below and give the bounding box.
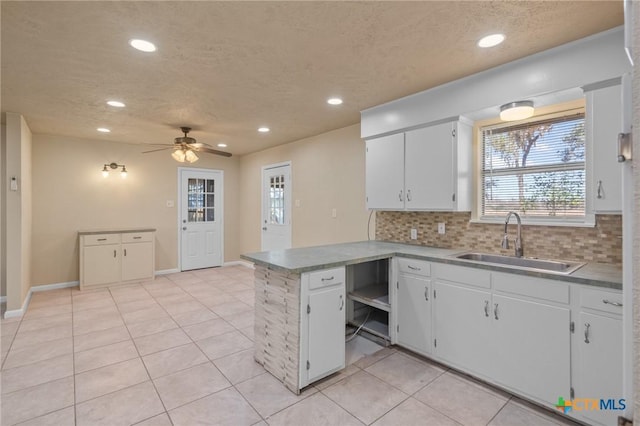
[3,281,78,319]
[223,260,254,269]
[156,268,180,275]
[31,281,79,292]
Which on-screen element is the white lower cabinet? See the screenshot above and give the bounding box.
[396,258,432,355]
[299,267,346,388]
[573,288,624,426]
[432,281,493,376]
[491,294,570,405]
[79,230,155,290]
[429,264,572,406]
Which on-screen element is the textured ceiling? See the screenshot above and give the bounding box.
[1,1,623,156]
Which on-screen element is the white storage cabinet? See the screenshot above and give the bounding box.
[299,267,346,388]
[585,82,622,213]
[79,229,155,290]
[395,258,432,355]
[365,119,472,211]
[572,287,623,426]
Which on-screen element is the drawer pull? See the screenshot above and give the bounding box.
[407,265,421,271]
[133,236,142,239]
[97,238,107,241]
[602,299,622,307]
[584,323,591,344]
[321,276,334,282]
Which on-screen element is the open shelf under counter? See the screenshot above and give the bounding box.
[347,283,390,312]
[349,310,389,340]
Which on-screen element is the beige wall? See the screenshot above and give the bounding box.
[31,134,241,286]
[239,124,371,254]
[1,124,5,298]
[3,113,33,310]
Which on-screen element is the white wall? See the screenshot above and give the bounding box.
[3,113,33,311]
[239,124,371,254]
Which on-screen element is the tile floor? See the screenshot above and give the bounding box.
[0,265,580,425]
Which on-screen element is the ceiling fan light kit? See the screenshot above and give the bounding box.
[142,126,232,161]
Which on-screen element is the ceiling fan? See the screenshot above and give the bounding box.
[142,127,232,162]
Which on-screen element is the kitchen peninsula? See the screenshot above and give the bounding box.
[242,240,622,426]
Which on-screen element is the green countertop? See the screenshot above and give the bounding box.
[241,240,622,290]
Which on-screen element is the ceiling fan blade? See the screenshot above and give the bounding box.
[144,143,176,147]
[142,147,174,154]
[194,146,232,157]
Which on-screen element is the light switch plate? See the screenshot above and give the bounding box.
[166,200,174,208]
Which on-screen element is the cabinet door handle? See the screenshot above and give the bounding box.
[339,295,344,311]
[424,286,429,301]
[493,303,499,320]
[406,189,412,202]
[124,249,127,256]
[584,323,591,344]
[484,300,489,317]
[407,265,421,271]
[398,190,404,202]
[321,276,334,282]
[113,250,117,258]
[597,180,603,199]
[602,299,622,307]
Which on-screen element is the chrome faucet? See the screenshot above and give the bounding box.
[502,211,523,257]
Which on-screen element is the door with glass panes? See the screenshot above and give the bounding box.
[180,168,223,270]
[261,163,291,251]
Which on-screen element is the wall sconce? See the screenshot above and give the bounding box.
[499,100,534,121]
[102,162,128,178]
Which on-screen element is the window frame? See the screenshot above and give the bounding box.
[472,102,595,227]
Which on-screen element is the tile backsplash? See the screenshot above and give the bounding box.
[375,211,622,266]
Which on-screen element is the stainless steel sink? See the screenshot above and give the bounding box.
[453,252,585,275]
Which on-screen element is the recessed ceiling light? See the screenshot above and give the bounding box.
[217,143,227,148]
[477,33,505,48]
[327,98,343,105]
[129,39,157,52]
[258,127,270,133]
[107,100,126,108]
[97,128,111,133]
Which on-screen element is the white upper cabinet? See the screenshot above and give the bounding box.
[366,120,472,211]
[365,133,405,210]
[586,83,622,213]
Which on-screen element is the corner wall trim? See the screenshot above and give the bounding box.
[3,281,78,319]
[0,296,6,303]
[223,260,255,269]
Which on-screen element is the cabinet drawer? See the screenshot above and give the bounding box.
[580,287,623,315]
[82,234,120,246]
[397,258,431,277]
[434,263,490,288]
[122,232,154,243]
[493,272,569,304]
[307,267,345,290]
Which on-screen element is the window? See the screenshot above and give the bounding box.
[481,112,585,221]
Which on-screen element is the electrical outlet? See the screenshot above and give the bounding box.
[410,228,418,240]
[438,222,446,234]
[295,199,301,208]
[332,208,337,218]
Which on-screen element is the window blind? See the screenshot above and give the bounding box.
[481,113,586,220]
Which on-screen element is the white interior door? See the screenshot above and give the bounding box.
[180,168,223,270]
[261,163,291,251]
